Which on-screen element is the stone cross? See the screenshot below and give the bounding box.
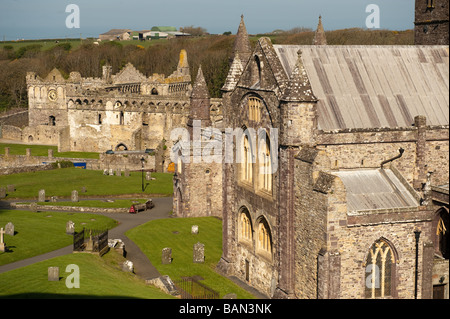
[193,242,205,263]
[0,228,6,252]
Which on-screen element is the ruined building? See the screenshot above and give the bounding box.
[19,49,222,171]
[175,7,449,299]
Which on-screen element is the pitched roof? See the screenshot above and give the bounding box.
[100,29,131,35]
[273,45,449,130]
[333,168,419,212]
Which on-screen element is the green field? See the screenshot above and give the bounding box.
[0,252,174,299]
[0,143,100,159]
[126,217,255,299]
[0,168,174,199]
[0,210,118,266]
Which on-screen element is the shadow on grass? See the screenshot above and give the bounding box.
[0,293,145,299]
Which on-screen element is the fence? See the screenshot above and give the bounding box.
[73,228,108,254]
[174,277,219,299]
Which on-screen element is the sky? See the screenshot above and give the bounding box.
[0,0,415,40]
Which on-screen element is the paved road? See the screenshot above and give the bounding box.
[0,197,174,281]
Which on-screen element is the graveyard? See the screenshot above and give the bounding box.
[0,166,256,299]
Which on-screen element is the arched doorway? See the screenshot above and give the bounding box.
[115,143,128,151]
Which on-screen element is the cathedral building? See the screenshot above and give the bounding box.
[176,4,449,299]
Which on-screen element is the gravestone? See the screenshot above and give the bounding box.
[66,221,75,234]
[50,196,58,202]
[7,185,15,193]
[191,225,199,234]
[0,187,5,199]
[71,190,79,202]
[162,247,172,264]
[116,168,121,176]
[48,267,59,281]
[109,168,113,176]
[103,169,108,175]
[81,186,86,193]
[193,242,205,263]
[5,222,14,236]
[30,202,38,212]
[38,189,45,202]
[122,260,134,273]
[0,228,6,252]
[146,171,151,181]
[124,169,130,177]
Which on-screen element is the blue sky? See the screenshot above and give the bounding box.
[0,0,415,40]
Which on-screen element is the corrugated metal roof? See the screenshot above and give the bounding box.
[273,45,449,130]
[333,168,419,212]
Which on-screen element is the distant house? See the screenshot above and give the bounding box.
[99,29,132,41]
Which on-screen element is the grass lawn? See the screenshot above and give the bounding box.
[0,168,173,199]
[0,210,118,266]
[0,251,174,299]
[0,143,100,159]
[36,199,148,208]
[126,217,256,299]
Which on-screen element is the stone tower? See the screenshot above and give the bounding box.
[231,15,253,66]
[414,0,449,45]
[313,16,327,45]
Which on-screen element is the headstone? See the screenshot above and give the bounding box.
[124,169,130,177]
[0,187,5,199]
[122,260,134,273]
[71,190,78,202]
[116,168,121,176]
[162,247,172,264]
[4,147,10,157]
[38,189,45,202]
[109,168,113,176]
[5,222,14,236]
[30,202,38,212]
[193,242,205,263]
[0,228,6,252]
[81,186,86,193]
[146,171,151,181]
[26,148,31,157]
[48,267,59,281]
[7,185,15,193]
[66,221,75,234]
[48,149,53,159]
[103,169,108,175]
[50,196,58,202]
[191,225,199,235]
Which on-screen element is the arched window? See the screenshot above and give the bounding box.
[259,132,272,193]
[365,239,396,298]
[241,135,253,183]
[434,208,449,259]
[248,97,261,122]
[257,218,272,258]
[240,209,252,242]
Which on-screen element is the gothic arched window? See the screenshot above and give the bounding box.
[240,209,252,242]
[365,239,397,298]
[241,135,253,183]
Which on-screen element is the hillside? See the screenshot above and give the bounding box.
[0,28,414,112]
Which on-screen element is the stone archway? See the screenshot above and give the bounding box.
[115,143,128,151]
